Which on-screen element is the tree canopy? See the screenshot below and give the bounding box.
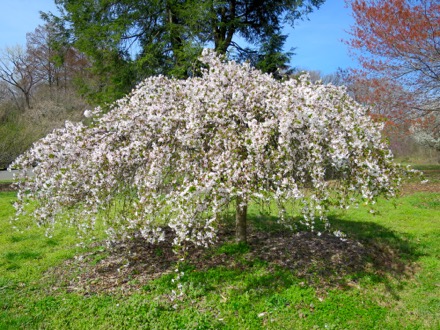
[12,50,404,247]
[347,0,439,113]
[44,0,325,103]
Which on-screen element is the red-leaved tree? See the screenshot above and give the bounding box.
[347,0,439,113]
[339,70,419,156]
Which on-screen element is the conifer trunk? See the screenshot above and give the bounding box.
[235,196,247,243]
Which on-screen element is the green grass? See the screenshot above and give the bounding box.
[0,176,439,329]
[411,164,440,171]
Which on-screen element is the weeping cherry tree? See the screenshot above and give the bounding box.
[11,50,405,249]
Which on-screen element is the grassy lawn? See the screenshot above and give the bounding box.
[0,167,439,329]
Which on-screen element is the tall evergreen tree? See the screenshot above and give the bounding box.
[44,0,325,103]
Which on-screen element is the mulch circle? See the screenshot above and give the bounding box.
[46,226,415,296]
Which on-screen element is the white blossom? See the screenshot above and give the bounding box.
[83,109,93,118]
[10,49,409,250]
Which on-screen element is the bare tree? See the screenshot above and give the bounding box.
[26,24,60,89]
[26,24,91,97]
[0,82,9,102]
[0,45,41,109]
[291,69,346,86]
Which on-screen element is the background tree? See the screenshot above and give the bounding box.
[26,24,91,97]
[0,24,90,169]
[411,110,440,154]
[347,0,440,113]
[0,45,41,110]
[347,0,439,159]
[340,71,416,122]
[340,70,422,157]
[290,68,345,85]
[234,29,295,79]
[44,0,325,103]
[0,82,10,105]
[26,24,60,90]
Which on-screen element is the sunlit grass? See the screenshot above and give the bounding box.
[0,169,439,329]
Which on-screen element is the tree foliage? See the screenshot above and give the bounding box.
[347,0,440,113]
[12,51,404,247]
[339,70,419,126]
[44,0,325,103]
[26,24,89,91]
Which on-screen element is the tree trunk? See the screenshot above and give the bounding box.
[235,196,247,243]
[24,92,32,109]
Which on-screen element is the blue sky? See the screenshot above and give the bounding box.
[0,0,357,75]
[286,0,357,74]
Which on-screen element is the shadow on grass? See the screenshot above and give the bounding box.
[245,214,419,295]
[45,213,421,299]
[1,251,43,271]
[4,251,42,262]
[326,216,420,295]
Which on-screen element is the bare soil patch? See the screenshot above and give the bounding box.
[401,182,440,195]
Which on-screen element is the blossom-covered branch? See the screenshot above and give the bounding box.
[11,50,406,248]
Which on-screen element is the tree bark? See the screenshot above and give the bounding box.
[235,196,247,243]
